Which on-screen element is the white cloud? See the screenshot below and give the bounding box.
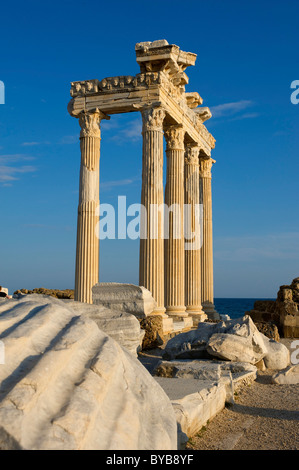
[0,154,37,185]
[109,118,142,144]
[101,177,140,191]
[210,100,254,118]
[21,141,50,146]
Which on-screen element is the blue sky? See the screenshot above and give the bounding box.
[0,0,298,297]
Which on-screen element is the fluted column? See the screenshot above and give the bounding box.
[164,125,187,317]
[75,109,107,304]
[139,107,166,315]
[184,145,206,324]
[199,157,219,319]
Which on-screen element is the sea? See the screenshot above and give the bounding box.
[214,298,276,320]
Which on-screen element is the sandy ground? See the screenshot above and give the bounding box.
[186,339,299,450]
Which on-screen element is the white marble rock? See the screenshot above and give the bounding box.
[0,295,177,450]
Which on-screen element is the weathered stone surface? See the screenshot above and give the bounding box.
[254,321,280,342]
[92,283,156,319]
[139,315,164,350]
[155,360,222,380]
[255,359,266,371]
[247,277,299,338]
[155,377,227,447]
[0,295,177,450]
[248,309,280,325]
[263,338,290,370]
[206,316,268,364]
[154,359,257,382]
[207,332,267,364]
[271,364,299,384]
[63,299,145,356]
[254,300,276,313]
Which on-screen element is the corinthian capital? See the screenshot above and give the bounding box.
[141,107,166,132]
[79,109,108,139]
[164,125,185,151]
[198,157,216,178]
[185,145,199,166]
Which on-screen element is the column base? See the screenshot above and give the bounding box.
[187,312,208,325]
[202,302,220,321]
[162,316,174,334]
[166,306,188,318]
[172,316,194,330]
[151,306,168,318]
[186,305,207,325]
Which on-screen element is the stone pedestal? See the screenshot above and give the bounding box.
[199,157,219,320]
[139,107,166,315]
[75,110,107,304]
[164,125,187,318]
[92,282,156,318]
[184,146,207,324]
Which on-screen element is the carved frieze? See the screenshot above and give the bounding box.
[69,40,216,157]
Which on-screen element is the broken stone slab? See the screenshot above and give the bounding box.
[153,359,256,404]
[92,283,156,319]
[0,295,177,450]
[153,356,258,448]
[271,364,299,384]
[63,298,145,357]
[155,377,227,448]
[154,360,222,381]
[154,359,256,380]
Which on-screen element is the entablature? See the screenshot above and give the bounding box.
[68,40,215,158]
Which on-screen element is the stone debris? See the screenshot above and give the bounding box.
[0,295,177,450]
[14,288,74,299]
[247,277,299,338]
[271,364,299,384]
[254,321,280,341]
[163,316,289,370]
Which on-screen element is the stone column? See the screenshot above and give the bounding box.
[164,125,187,318]
[199,157,219,319]
[184,145,207,324]
[139,107,166,315]
[75,109,106,304]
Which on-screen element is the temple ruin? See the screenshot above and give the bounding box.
[68,40,219,332]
